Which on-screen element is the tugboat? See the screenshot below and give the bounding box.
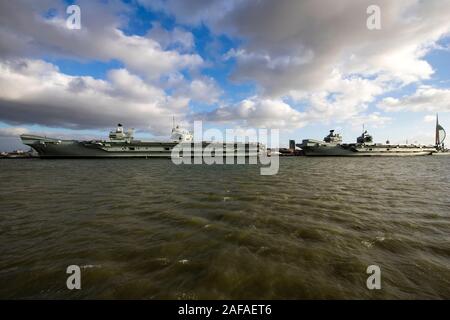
[299,128,436,156]
[20,123,264,158]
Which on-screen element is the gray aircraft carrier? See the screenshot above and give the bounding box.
[21,124,263,159]
[298,124,442,157]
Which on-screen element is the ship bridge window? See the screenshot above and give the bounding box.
[129,147,135,151]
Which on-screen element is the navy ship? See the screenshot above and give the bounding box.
[20,124,264,158]
[299,129,436,156]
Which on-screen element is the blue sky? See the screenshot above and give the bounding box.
[0,0,450,151]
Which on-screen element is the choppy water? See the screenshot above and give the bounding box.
[0,157,449,299]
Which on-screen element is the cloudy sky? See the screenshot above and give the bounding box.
[1,0,450,150]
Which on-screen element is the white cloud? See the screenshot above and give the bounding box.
[147,0,450,129]
[0,59,190,134]
[198,97,309,128]
[0,0,203,80]
[198,69,389,130]
[159,75,223,105]
[288,71,385,123]
[378,86,450,112]
[148,23,195,52]
[0,127,29,137]
[424,114,437,123]
[1,0,450,136]
[348,112,392,129]
[199,95,391,130]
[146,0,450,92]
[186,77,222,104]
[0,1,219,134]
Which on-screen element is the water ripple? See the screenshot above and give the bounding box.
[0,157,449,299]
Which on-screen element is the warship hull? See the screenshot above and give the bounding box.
[20,135,261,159]
[302,149,433,157]
[432,151,450,156]
[299,139,435,157]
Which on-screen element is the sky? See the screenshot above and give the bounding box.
[0,0,450,151]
